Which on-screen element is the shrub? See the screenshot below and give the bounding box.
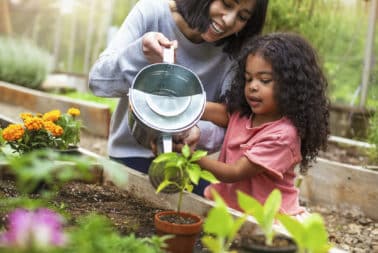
[0,36,52,89]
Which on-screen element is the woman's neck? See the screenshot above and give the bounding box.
[169,0,204,43]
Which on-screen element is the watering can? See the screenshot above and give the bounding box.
[128,47,206,193]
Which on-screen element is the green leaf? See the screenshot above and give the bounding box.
[237,191,264,223]
[181,144,191,158]
[187,163,201,185]
[200,170,219,183]
[302,214,331,252]
[277,214,305,250]
[156,180,173,193]
[190,150,207,162]
[201,236,222,253]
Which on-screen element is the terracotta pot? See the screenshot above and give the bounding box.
[239,234,297,253]
[154,210,203,253]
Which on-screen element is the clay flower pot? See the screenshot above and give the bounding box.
[154,210,203,253]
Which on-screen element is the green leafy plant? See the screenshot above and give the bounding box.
[0,36,52,89]
[237,189,282,246]
[2,149,95,195]
[151,144,217,212]
[277,213,332,253]
[367,111,378,163]
[202,189,247,253]
[1,108,81,154]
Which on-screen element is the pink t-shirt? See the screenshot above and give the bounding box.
[204,112,305,215]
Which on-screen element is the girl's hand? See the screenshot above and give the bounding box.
[172,125,200,153]
[142,32,177,64]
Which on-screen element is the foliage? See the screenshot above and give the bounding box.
[0,36,52,89]
[277,213,331,253]
[237,189,281,246]
[265,0,372,106]
[367,111,378,162]
[61,214,166,253]
[0,210,166,253]
[151,144,217,212]
[1,149,95,195]
[202,190,247,253]
[64,91,118,113]
[1,108,81,154]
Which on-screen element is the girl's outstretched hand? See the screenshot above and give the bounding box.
[172,125,200,153]
[142,32,177,64]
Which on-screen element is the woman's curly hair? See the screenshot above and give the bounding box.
[225,32,330,172]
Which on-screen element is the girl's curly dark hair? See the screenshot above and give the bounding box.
[225,32,330,172]
[175,0,269,56]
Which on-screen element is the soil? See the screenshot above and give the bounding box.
[0,102,378,252]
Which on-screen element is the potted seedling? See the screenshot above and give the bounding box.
[150,144,218,253]
[277,213,332,253]
[201,189,247,253]
[237,189,297,253]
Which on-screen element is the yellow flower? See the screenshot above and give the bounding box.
[2,124,25,141]
[24,117,44,131]
[20,113,33,121]
[67,108,80,117]
[43,110,61,122]
[43,121,64,137]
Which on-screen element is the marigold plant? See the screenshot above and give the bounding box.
[0,108,81,154]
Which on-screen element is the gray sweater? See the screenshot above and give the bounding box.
[89,0,234,158]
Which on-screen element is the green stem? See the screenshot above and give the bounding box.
[177,190,183,213]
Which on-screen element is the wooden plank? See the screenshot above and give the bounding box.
[300,158,378,220]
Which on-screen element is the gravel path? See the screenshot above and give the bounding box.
[1,101,377,252]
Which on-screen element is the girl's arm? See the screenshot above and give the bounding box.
[198,156,264,183]
[201,102,229,128]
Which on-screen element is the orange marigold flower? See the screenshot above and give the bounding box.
[67,108,80,117]
[43,110,61,122]
[2,124,25,141]
[24,117,44,131]
[20,113,33,121]
[43,121,64,136]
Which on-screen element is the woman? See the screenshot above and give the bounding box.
[88,0,269,195]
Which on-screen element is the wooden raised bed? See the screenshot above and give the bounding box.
[0,81,111,138]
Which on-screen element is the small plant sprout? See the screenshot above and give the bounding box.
[277,213,332,253]
[151,144,218,212]
[202,189,247,253]
[237,189,281,246]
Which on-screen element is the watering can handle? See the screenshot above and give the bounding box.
[163,46,175,64]
[157,134,172,154]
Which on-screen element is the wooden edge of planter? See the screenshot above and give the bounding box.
[0,81,111,138]
[300,157,378,220]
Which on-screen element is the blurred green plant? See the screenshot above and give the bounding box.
[367,111,378,163]
[277,213,331,253]
[202,189,247,253]
[0,36,52,89]
[64,91,118,113]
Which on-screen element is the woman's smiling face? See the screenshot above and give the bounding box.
[201,0,256,42]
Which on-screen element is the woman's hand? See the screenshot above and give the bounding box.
[142,32,177,64]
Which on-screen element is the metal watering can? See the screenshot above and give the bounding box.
[128,47,206,193]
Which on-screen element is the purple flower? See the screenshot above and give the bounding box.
[0,208,67,249]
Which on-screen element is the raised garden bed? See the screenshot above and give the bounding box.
[0,81,111,138]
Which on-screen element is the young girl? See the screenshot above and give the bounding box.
[198,32,330,215]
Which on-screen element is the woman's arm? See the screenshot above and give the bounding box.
[198,156,264,183]
[202,102,229,128]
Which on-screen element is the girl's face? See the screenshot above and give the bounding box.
[201,0,256,42]
[244,54,281,122]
